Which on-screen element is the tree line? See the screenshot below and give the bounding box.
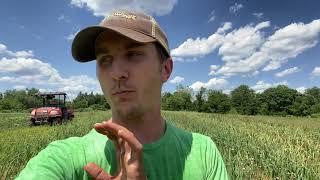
[0,89,110,112]
[162,85,320,116]
[0,85,320,116]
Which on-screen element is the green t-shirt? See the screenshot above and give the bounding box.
[16,121,228,180]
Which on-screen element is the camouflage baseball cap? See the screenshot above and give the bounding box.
[71,10,170,62]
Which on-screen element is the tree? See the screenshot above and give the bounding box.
[72,92,110,110]
[205,90,231,114]
[73,99,89,109]
[0,89,30,111]
[305,87,320,103]
[303,87,320,114]
[0,98,24,111]
[259,85,298,116]
[162,86,193,111]
[193,87,206,112]
[171,90,192,111]
[161,92,173,110]
[290,94,315,116]
[311,103,320,114]
[231,85,259,115]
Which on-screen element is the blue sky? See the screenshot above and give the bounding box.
[0,0,320,98]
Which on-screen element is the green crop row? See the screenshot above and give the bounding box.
[0,111,319,179]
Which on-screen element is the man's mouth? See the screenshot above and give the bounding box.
[112,90,135,96]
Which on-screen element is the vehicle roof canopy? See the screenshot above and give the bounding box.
[35,92,67,96]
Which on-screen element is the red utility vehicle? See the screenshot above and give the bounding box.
[29,92,74,126]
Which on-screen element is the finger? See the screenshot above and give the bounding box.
[114,138,123,177]
[97,122,142,152]
[83,162,111,180]
[94,122,118,141]
[94,121,120,137]
[121,140,145,177]
[118,130,143,154]
[95,122,143,157]
[95,122,126,175]
[123,140,132,162]
[119,139,127,174]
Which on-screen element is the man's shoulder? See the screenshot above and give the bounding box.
[80,128,108,143]
[168,122,212,144]
[46,128,106,152]
[47,129,109,166]
[167,122,217,154]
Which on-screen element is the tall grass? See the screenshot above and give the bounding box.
[164,112,320,179]
[0,111,319,179]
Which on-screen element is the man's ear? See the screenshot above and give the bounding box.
[161,57,173,83]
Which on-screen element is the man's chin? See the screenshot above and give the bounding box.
[114,104,143,121]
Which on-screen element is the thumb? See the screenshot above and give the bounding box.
[84,162,112,180]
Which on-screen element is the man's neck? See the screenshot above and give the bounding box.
[111,109,166,144]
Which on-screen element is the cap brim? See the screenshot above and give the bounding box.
[71,26,156,62]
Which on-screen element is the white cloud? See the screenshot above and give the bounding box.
[32,34,43,40]
[208,65,220,75]
[218,19,320,76]
[171,21,269,67]
[66,33,76,41]
[253,12,263,19]
[208,15,215,22]
[13,85,26,90]
[169,76,184,84]
[223,89,231,95]
[58,14,71,23]
[0,57,98,83]
[172,19,320,78]
[0,57,59,77]
[311,66,320,76]
[70,0,177,17]
[0,43,101,99]
[208,10,215,22]
[273,25,280,30]
[296,87,306,94]
[275,67,300,77]
[66,30,80,41]
[262,19,320,71]
[213,22,271,77]
[189,78,228,92]
[251,80,288,93]
[172,57,199,62]
[229,3,243,13]
[217,22,232,34]
[0,76,14,82]
[252,71,260,76]
[218,21,270,62]
[210,65,220,70]
[39,88,54,93]
[251,81,272,93]
[171,22,232,60]
[0,43,34,58]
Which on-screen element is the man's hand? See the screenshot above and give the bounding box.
[84,121,147,180]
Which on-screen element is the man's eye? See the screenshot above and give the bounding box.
[98,56,113,66]
[127,51,143,58]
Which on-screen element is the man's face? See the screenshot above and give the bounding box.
[95,31,168,120]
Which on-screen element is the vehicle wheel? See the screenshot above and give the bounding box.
[29,119,36,126]
[56,117,62,125]
[49,118,54,126]
[68,114,73,121]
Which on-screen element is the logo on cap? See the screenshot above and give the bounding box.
[109,11,137,20]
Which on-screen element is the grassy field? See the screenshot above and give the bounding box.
[0,111,319,179]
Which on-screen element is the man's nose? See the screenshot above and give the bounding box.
[110,58,129,80]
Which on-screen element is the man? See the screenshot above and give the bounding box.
[16,10,228,180]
